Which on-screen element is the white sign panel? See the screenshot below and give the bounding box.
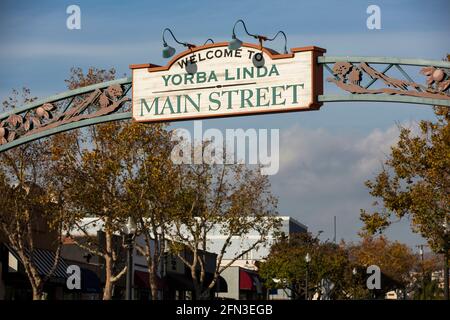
[131,43,325,122]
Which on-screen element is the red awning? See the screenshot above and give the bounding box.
[239,269,258,290]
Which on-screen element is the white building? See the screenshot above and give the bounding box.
[206,216,307,269]
[204,216,307,300]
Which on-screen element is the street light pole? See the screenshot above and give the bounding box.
[305,267,308,300]
[444,249,449,300]
[305,253,311,300]
[125,233,134,300]
[123,217,137,301]
[352,267,357,299]
[443,217,449,300]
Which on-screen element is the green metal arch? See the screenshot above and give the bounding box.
[0,112,132,153]
[0,56,449,153]
[0,77,132,153]
[318,56,450,107]
[318,94,450,106]
[318,56,450,68]
[0,77,132,121]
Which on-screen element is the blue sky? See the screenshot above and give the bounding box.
[1,0,449,250]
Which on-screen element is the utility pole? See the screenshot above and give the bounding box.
[444,249,449,300]
[333,216,336,244]
[444,217,449,300]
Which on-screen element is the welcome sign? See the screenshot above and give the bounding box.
[130,43,325,122]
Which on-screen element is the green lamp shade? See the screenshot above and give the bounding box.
[162,45,176,58]
[252,52,265,68]
[185,61,198,75]
[228,36,242,50]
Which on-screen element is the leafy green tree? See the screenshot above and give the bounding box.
[54,121,132,300]
[119,122,178,300]
[413,278,443,300]
[360,105,449,299]
[0,89,65,300]
[168,159,280,300]
[259,233,353,300]
[51,67,133,300]
[360,107,449,253]
[411,252,443,299]
[348,236,418,293]
[55,67,179,300]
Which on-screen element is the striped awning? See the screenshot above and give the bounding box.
[27,248,69,279]
[6,244,69,279]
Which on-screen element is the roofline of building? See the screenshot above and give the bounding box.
[279,216,308,231]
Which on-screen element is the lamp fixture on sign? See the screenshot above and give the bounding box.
[228,19,289,68]
[266,30,288,54]
[228,19,266,50]
[228,20,289,53]
[162,28,215,59]
[183,38,215,74]
[162,28,196,58]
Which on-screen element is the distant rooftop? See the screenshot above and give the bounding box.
[279,216,308,231]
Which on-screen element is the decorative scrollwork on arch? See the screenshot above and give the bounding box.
[0,83,131,145]
[327,61,450,100]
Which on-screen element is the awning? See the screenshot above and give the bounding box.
[205,273,228,293]
[28,248,69,279]
[134,270,166,290]
[164,272,228,292]
[215,276,228,293]
[239,269,262,293]
[5,244,69,280]
[80,268,101,293]
[165,273,194,291]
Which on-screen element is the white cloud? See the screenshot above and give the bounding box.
[272,122,425,245]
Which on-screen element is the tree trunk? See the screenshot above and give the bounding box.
[149,265,159,300]
[32,285,44,300]
[103,254,113,300]
[30,273,45,300]
[191,267,202,300]
[193,285,202,300]
[103,231,114,300]
[21,255,45,300]
[199,288,211,300]
[143,238,159,300]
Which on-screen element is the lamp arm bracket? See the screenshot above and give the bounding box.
[232,19,260,39]
[163,28,193,48]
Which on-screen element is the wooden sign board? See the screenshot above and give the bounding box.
[130,43,325,123]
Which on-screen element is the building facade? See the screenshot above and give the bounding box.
[207,216,307,300]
